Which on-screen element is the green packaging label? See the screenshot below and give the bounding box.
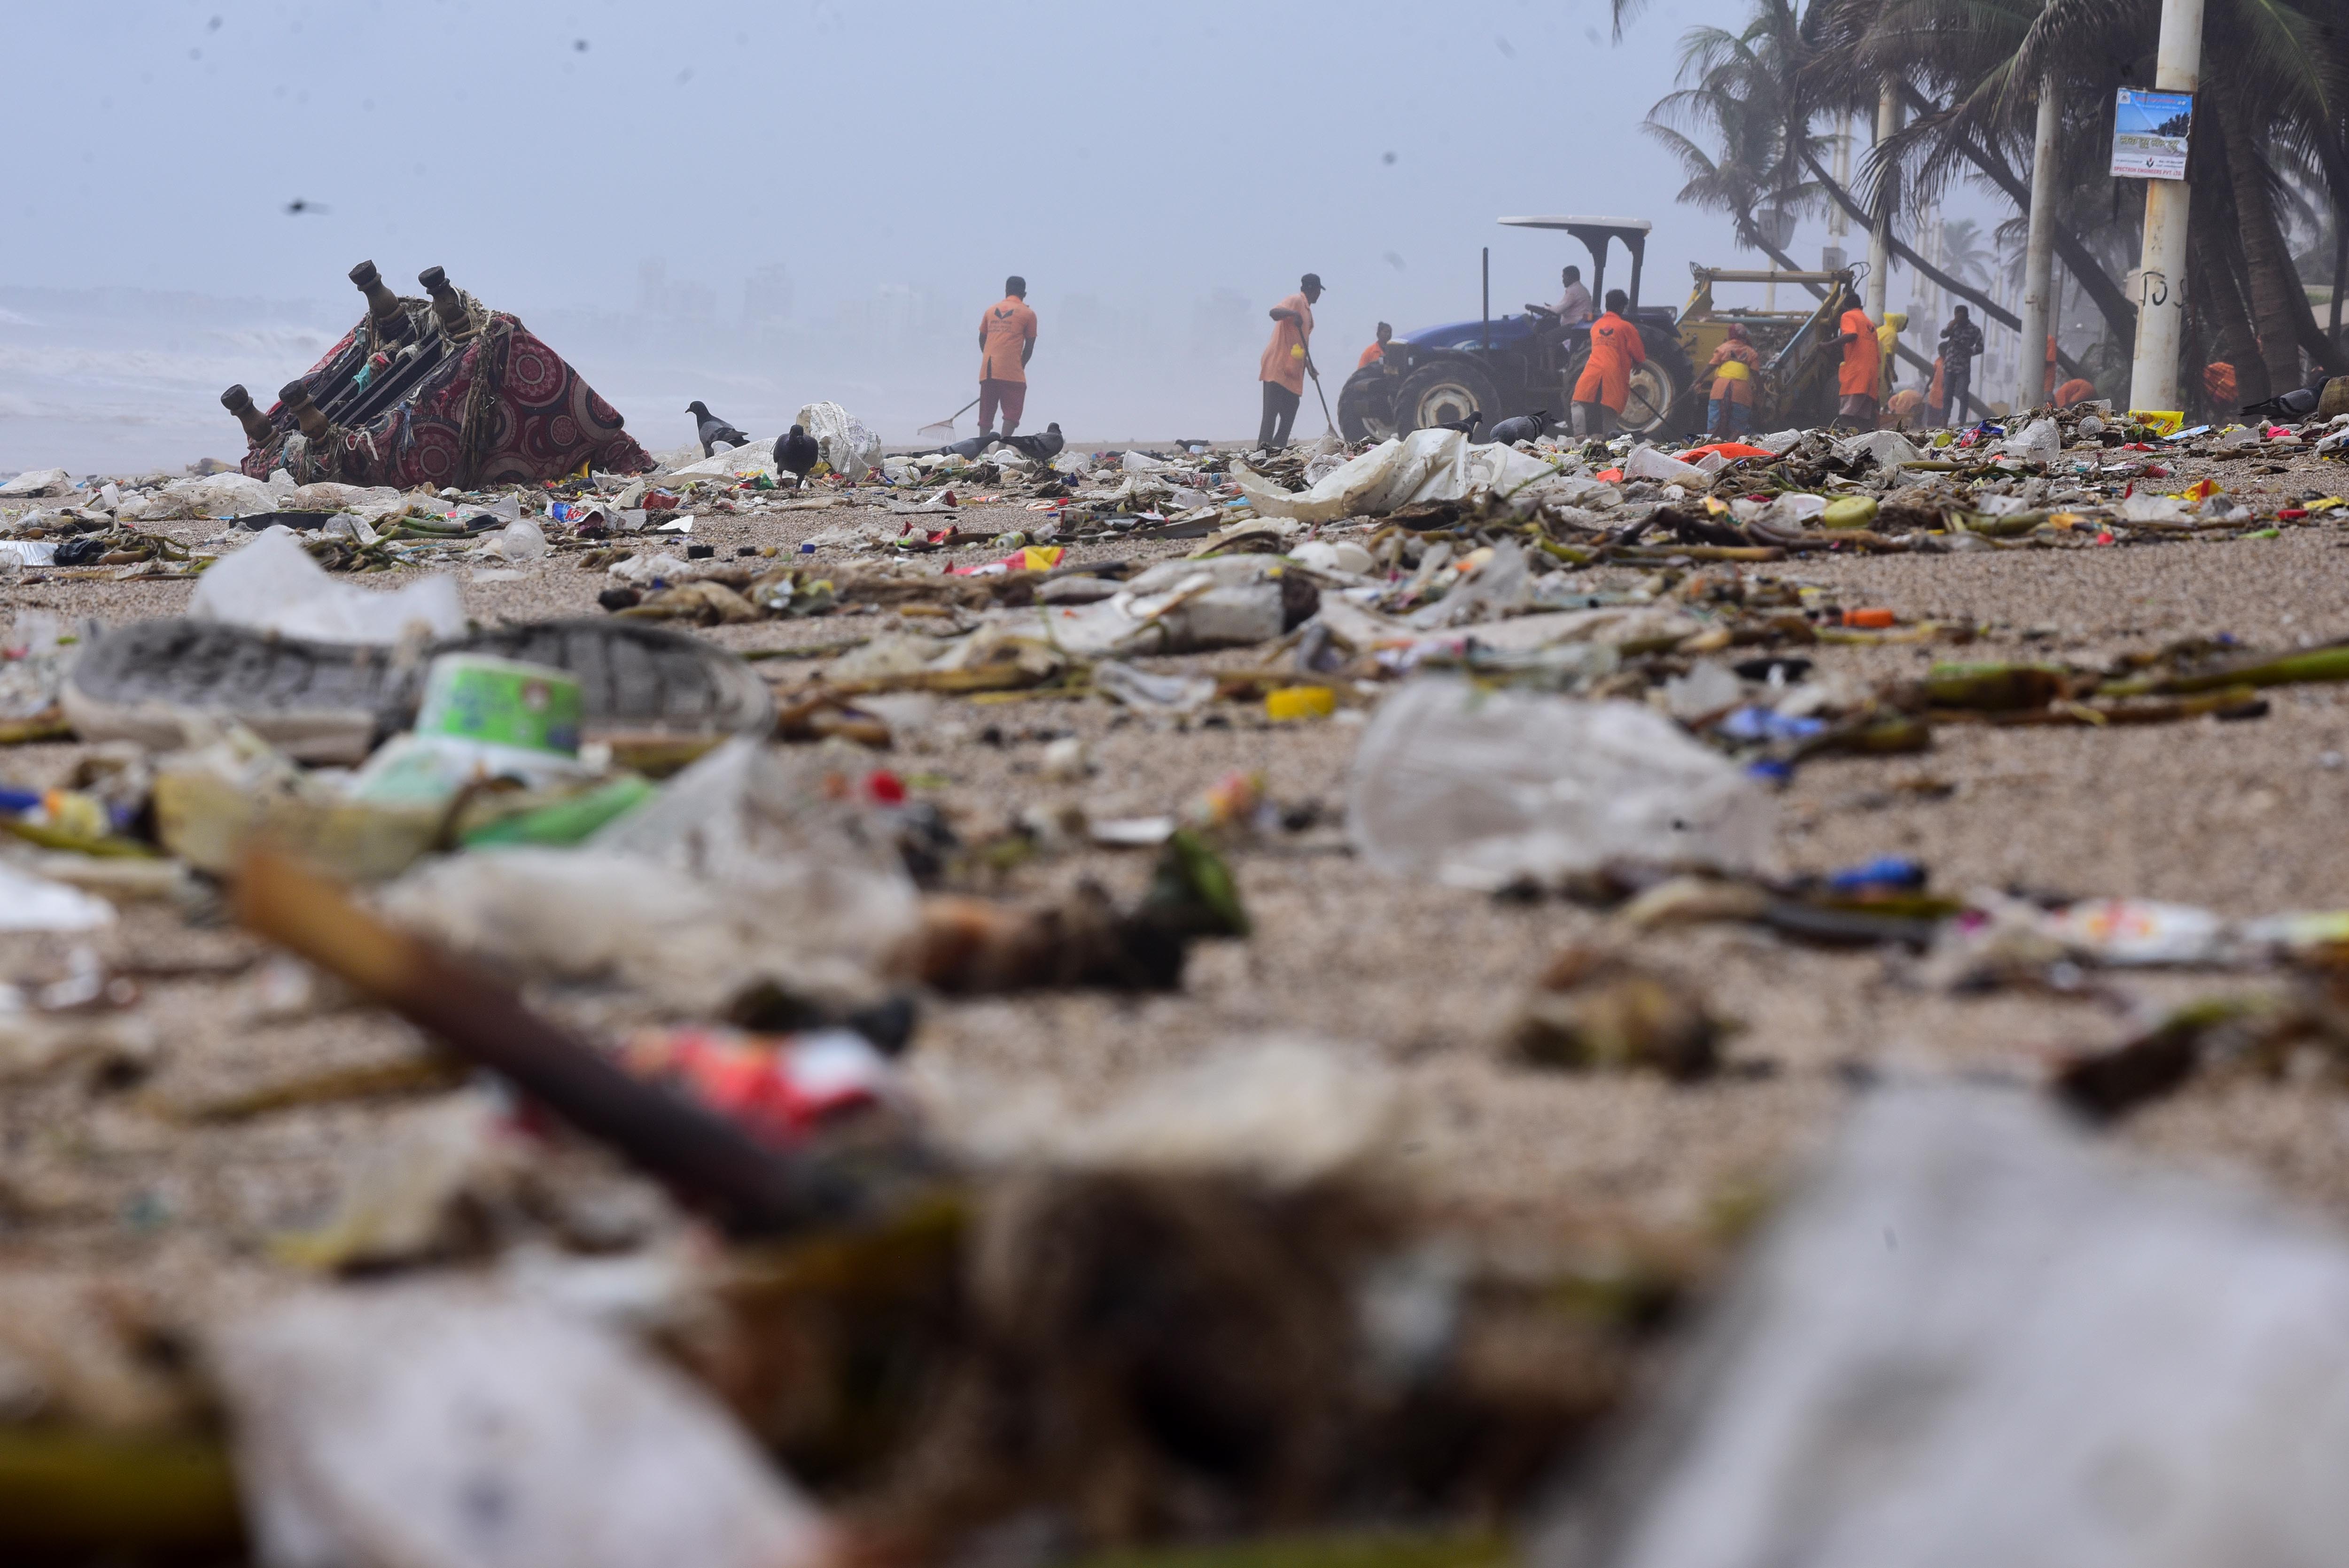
[413,654,582,757]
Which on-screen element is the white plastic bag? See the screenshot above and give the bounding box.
[795,401,880,481]
[1346,677,1773,888]
[0,467,70,498]
[171,472,279,519]
[480,518,549,563]
[2003,418,2061,463]
[382,737,921,1014]
[1563,1086,2349,1568]
[214,1285,832,1568]
[668,437,777,481]
[1625,445,1711,486]
[189,527,466,644]
[0,862,117,931]
[1044,557,1286,658]
[1234,429,1562,523]
[1836,428,1925,468]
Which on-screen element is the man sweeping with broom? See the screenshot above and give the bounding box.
[1257,272,1324,452]
[977,276,1038,441]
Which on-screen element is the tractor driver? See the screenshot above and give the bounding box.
[1528,266,1595,354]
[1553,265,1594,326]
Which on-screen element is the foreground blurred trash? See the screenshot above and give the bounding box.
[348,652,590,805]
[0,861,117,931]
[215,1284,832,1568]
[1347,678,1773,889]
[1537,1084,2349,1568]
[1506,947,1722,1079]
[70,617,772,766]
[235,845,877,1234]
[377,736,927,1017]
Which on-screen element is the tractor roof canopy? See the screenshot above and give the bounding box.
[1498,216,1654,310]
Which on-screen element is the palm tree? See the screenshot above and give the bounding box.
[1806,0,2349,394]
[1936,217,1992,290]
[1644,16,1825,274]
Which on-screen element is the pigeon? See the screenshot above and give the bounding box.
[1428,411,1482,436]
[933,432,999,459]
[775,424,819,485]
[1000,422,1065,462]
[1486,411,1548,444]
[2241,380,2328,421]
[687,400,752,457]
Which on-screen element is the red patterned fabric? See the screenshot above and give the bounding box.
[241,313,651,486]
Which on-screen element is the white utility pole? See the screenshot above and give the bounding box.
[2126,0,2205,412]
[1825,116,1852,272]
[2016,73,2063,410]
[1866,77,1901,318]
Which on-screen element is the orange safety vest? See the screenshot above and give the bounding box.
[1572,312,1648,413]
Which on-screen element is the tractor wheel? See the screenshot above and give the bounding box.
[1635,324,1699,436]
[1336,366,1398,443]
[1394,359,1499,435]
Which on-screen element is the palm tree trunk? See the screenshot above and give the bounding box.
[2192,214,2271,405]
[2214,94,2315,392]
[1895,85,2139,352]
[1797,143,2086,383]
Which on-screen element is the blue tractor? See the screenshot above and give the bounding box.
[1337,216,1697,442]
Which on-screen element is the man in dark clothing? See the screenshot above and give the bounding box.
[1938,306,1984,427]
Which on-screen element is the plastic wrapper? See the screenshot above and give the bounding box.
[1346,677,1773,888]
[213,1285,832,1568]
[116,472,278,522]
[1232,428,1563,523]
[188,527,465,644]
[381,737,921,1014]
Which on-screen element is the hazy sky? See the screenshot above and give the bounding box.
[7,0,2015,466]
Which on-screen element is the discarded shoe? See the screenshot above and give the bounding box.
[65,618,775,763]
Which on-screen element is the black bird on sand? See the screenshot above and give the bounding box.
[687,401,752,457]
[1485,411,1548,445]
[775,424,820,486]
[1429,411,1482,436]
[1000,422,1065,462]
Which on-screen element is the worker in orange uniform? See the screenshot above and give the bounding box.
[1256,272,1322,451]
[976,275,1038,439]
[1358,321,1393,370]
[2044,334,2059,401]
[2203,361,2238,414]
[1836,302,1881,429]
[1571,289,1646,438]
[2053,376,2098,408]
[1703,322,1758,437]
